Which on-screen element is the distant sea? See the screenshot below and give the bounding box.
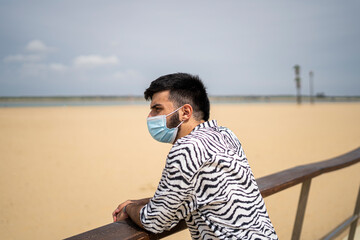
[0,95,359,107]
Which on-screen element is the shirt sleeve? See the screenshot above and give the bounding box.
[140,145,196,233]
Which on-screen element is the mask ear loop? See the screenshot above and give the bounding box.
[167,105,186,129]
[166,105,184,117]
[176,120,184,128]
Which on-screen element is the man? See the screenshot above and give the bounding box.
[113,73,278,239]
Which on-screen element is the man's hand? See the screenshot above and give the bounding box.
[112,200,134,222]
[112,197,151,229]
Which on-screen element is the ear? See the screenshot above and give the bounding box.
[180,104,193,121]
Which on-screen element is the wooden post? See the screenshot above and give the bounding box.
[348,185,360,240]
[292,179,312,240]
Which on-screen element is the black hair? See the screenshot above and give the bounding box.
[144,73,210,121]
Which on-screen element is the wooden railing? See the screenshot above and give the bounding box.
[65,147,360,240]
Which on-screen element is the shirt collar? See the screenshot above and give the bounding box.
[193,120,218,132]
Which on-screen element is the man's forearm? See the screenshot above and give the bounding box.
[133,197,151,205]
[126,202,146,229]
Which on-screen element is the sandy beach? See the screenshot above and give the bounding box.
[0,102,359,240]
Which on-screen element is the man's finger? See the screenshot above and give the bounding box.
[116,211,129,221]
[112,200,134,221]
[112,203,125,216]
[112,208,120,217]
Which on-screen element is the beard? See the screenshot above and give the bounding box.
[167,111,182,129]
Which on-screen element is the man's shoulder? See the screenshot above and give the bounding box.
[218,126,241,141]
[169,124,238,158]
[174,121,239,147]
[169,135,205,156]
[166,128,215,176]
[173,127,215,150]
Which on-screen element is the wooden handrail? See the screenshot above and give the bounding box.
[65,147,360,240]
[257,147,360,197]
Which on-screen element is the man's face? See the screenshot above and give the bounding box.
[148,90,181,128]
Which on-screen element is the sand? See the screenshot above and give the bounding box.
[0,102,359,240]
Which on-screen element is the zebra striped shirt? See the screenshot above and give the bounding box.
[140,120,278,239]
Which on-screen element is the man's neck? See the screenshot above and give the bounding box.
[174,119,205,143]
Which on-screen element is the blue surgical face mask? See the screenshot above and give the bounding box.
[147,106,184,144]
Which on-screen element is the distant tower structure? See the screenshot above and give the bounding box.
[309,71,314,104]
[294,65,301,104]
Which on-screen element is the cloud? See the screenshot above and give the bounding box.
[20,63,47,77]
[4,40,54,63]
[49,63,67,72]
[73,55,119,68]
[26,40,54,52]
[113,70,147,94]
[17,62,68,77]
[3,54,44,63]
[114,69,145,81]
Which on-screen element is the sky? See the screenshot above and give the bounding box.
[0,0,359,97]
